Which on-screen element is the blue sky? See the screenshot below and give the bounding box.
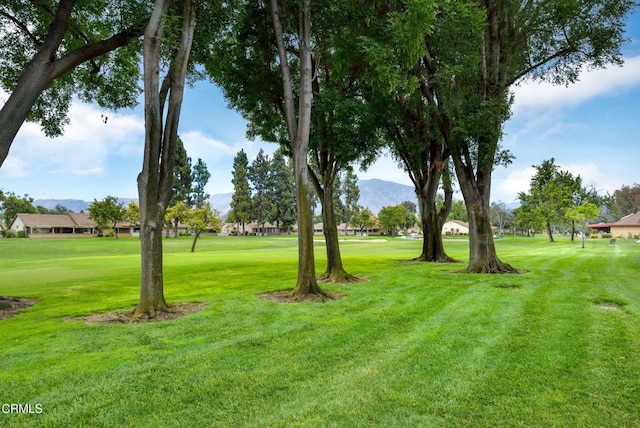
[1,11,639,207]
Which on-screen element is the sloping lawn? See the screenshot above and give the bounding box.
[1,235,639,427]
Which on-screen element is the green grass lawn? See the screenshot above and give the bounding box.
[1,235,639,427]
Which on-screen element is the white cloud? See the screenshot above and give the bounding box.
[180,130,238,160]
[492,162,624,204]
[0,98,144,181]
[512,55,640,115]
[492,166,535,203]
[73,167,103,176]
[559,162,622,195]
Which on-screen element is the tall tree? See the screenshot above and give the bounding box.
[135,0,197,318]
[171,136,193,206]
[249,148,272,236]
[448,0,632,272]
[518,159,581,242]
[305,4,381,283]
[341,168,360,227]
[270,0,329,300]
[268,148,297,234]
[191,157,210,206]
[358,0,466,263]
[168,136,192,237]
[0,0,147,167]
[205,0,378,287]
[229,149,252,236]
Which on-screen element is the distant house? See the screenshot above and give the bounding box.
[8,213,138,237]
[442,220,469,235]
[609,212,640,239]
[588,222,611,234]
[314,221,382,236]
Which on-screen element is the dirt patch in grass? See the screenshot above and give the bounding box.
[68,302,208,325]
[0,297,36,321]
[594,298,627,311]
[494,284,522,289]
[257,290,346,303]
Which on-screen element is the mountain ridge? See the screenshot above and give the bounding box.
[32,179,418,218]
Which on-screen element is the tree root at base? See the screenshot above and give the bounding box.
[317,270,363,284]
[411,255,459,263]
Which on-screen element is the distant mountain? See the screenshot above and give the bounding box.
[30,179,416,219]
[209,192,232,218]
[33,199,90,213]
[33,198,137,213]
[358,179,417,214]
[208,179,417,219]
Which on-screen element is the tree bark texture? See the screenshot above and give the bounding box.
[415,184,455,263]
[0,0,145,167]
[314,170,359,283]
[135,0,197,318]
[452,155,517,273]
[270,0,329,301]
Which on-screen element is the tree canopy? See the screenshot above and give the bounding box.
[0,0,149,166]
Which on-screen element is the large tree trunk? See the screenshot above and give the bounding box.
[453,154,517,273]
[270,0,329,301]
[134,0,197,318]
[414,185,455,262]
[316,174,359,283]
[0,0,145,167]
[136,199,169,316]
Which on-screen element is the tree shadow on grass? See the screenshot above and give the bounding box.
[0,296,36,321]
[67,302,208,325]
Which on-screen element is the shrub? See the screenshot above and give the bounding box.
[16,230,27,238]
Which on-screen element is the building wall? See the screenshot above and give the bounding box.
[610,226,640,239]
[10,217,27,233]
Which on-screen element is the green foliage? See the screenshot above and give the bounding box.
[87,196,126,237]
[350,206,375,234]
[191,158,211,207]
[0,0,147,136]
[229,149,252,226]
[613,183,640,217]
[125,201,140,226]
[171,136,193,206]
[267,149,296,232]
[248,148,272,231]
[449,200,468,222]
[518,158,582,237]
[0,191,37,226]
[341,168,360,224]
[378,204,408,236]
